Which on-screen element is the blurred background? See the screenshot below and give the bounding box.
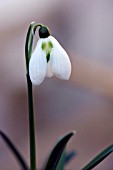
[0,0,113,169]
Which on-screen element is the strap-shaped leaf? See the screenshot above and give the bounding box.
[56,150,66,170]
[44,131,75,170]
[56,150,76,170]
[0,130,29,170]
[82,144,113,170]
[64,150,76,165]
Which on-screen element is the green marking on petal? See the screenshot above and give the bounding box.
[46,52,50,62]
[42,42,46,50]
[48,41,53,48]
[42,41,53,62]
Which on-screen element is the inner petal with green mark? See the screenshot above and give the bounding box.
[42,41,53,62]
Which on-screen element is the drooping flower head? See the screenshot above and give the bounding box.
[29,25,71,85]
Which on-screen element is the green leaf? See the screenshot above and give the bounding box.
[0,130,29,170]
[82,144,113,170]
[56,150,76,170]
[64,150,76,165]
[44,131,75,170]
[56,150,66,170]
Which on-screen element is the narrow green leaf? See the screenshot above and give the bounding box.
[44,131,75,170]
[0,130,29,170]
[56,150,66,170]
[82,144,113,170]
[64,150,76,165]
[56,150,76,170]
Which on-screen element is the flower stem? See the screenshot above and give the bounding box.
[25,22,42,170]
[27,73,36,170]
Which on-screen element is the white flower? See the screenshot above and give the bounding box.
[29,35,71,85]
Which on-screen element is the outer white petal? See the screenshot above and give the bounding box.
[29,39,47,85]
[46,61,54,77]
[48,36,71,80]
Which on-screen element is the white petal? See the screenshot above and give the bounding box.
[49,36,71,80]
[46,61,54,77]
[29,39,47,85]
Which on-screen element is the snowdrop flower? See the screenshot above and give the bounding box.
[29,26,71,85]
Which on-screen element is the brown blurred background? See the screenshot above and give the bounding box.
[0,0,113,169]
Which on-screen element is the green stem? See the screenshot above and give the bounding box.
[27,73,36,170]
[25,22,42,170]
